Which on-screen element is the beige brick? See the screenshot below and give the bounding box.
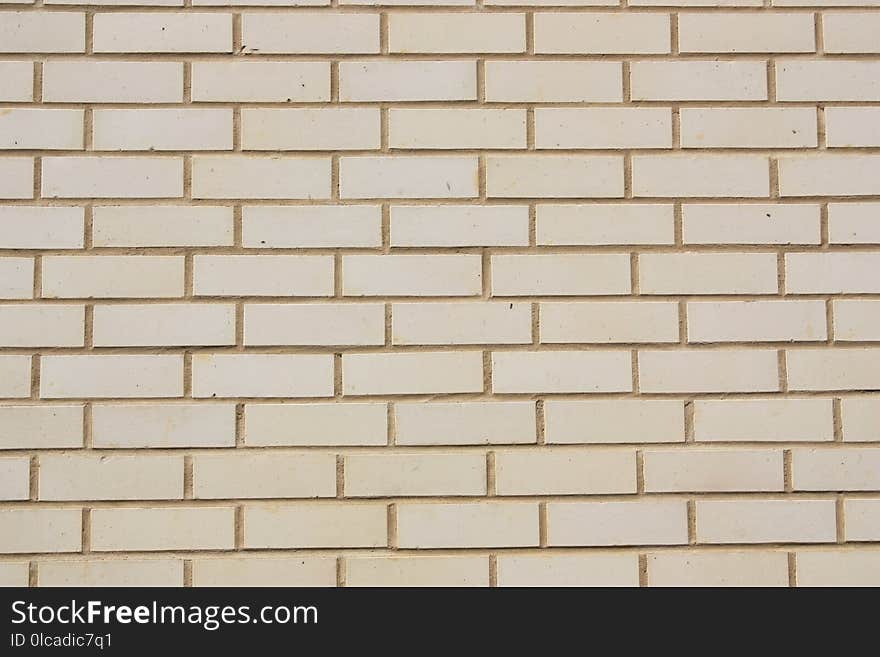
[0,563,30,587]
[648,552,789,587]
[241,108,378,151]
[43,61,182,103]
[487,0,616,4]
[91,507,234,551]
[496,449,637,495]
[193,156,330,200]
[345,453,486,497]
[681,108,817,148]
[826,108,880,147]
[246,403,387,446]
[644,449,784,492]
[0,457,29,500]
[194,453,336,499]
[244,205,381,248]
[776,0,880,5]
[196,0,328,5]
[0,109,83,150]
[633,0,761,5]
[835,300,880,341]
[0,207,83,249]
[847,499,880,541]
[788,349,880,391]
[192,558,335,587]
[842,398,880,443]
[393,302,531,345]
[536,108,671,149]
[537,204,673,246]
[0,158,33,199]
[776,60,880,101]
[0,305,84,347]
[390,205,529,247]
[492,254,631,296]
[0,257,33,299]
[245,504,387,548]
[192,62,329,102]
[497,554,639,587]
[640,252,778,294]
[389,109,526,149]
[40,454,182,501]
[631,61,767,100]
[696,500,836,544]
[694,399,834,443]
[0,405,84,450]
[485,61,622,102]
[93,304,234,347]
[241,13,378,53]
[345,0,470,4]
[687,300,827,343]
[41,355,184,399]
[640,349,780,393]
[0,62,32,102]
[193,255,333,297]
[93,13,231,52]
[633,155,769,197]
[797,550,880,586]
[92,206,233,247]
[389,13,524,53]
[347,557,489,587]
[679,13,815,52]
[245,303,384,346]
[39,560,183,587]
[535,13,670,54]
[344,352,483,395]
[487,155,623,198]
[779,155,880,197]
[787,253,880,293]
[340,156,478,199]
[541,301,679,344]
[0,12,85,53]
[42,255,184,299]
[395,401,536,446]
[682,203,821,245]
[823,12,880,53]
[50,0,183,4]
[793,448,880,491]
[0,509,81,553]
[340,61,476,101]
[192,354,334,398]
[545,399,686,444]
[548,500,688,546]
[0,356,30,398]
[93,109,232,151]
[397,502,539,548]
[93,403,235,448]
[43,157,183,199]
[343,254,481,296]
[492,351,633,393]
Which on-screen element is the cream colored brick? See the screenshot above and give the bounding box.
[794,448,880,491]
[93,109,232,151]
[488,0,616,4]
[492,254,631,296]
[93,13,231,52]
[645,449,783,492]
[842,398,880,443]
[241,108,378,151]
[245,504,387,548]
[389,109,526,149]
[648,552,789,587]
[49,0,183,4]
[347,557,489,587]
[0,305,84,347]
[497,554,639,587]
[246,403,388,446]
[395,401,536,446]
[823,12,880,53]
[0,563,29,587]
[244,205,381,248]
[398,502,538,548]
[93,403,235,448]
[193,255,333,297]
[681,108,817,148]
[485,61,622,102]
[548,500,688,546]
[787,253,880,293]
[496,449,636,495]
[640,252,778,295]
[779,155,880,197]
[633,155,769,197]
[242,12,377,53]
[340,61,476,101]
[40,454,182,501]
[91,507,234,551]
[536,108,671,149]
[695,399,834,443]
[0,509,81,553]
[492,351,633,393]
[697,500,836,544]
[0,355,31,398]
[39,560,183,587]
[775,0,880,4]
[0,457,29,500]
[535,13,670,54]
[835,300,880,341]
[42,256,184,299]
[0,12,85,53]
[0,207,83,248]
[679,13,814,52]
[391,205,529,246]
[193,354,334,398]
[0,406,83,450]
[640,349,780,393]
[392,302,531,345]
[192,558,335,587]
[344,352,483,395]
[633,0,761,5]
[631,61,767,100]
[92,206,233,247]
[345,453,486,497]
[43,157,183,199]
[93,304,235,347]
[0,109,83,150]
[688,300,827,343]
[0,257,33,299]
[796,551,880,587]
[541,301,679,344]
[776,60,880,101]
[788,349,880,392]
[196,0,327,5]
[43,61,182,103]
[192,62,329,101]
[545,399,686,444]
[194,453,336,498]
[826,108,880,147]
[0,62,32,101]
[343,254,481,296]
[0,158,33,199]
[682,203,821,245]
[245,304,384,346]
[487,155,623,198]
[390,13,523,53]
[193,156,330,200]
[41,355,183,399]
[340,156,478,199]
[345,0,469,4]
[847,499,880,541]
[537,204,674,246]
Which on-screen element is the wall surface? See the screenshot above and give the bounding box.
[0,0,879,587]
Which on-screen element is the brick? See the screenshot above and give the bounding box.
[0,257,33,299]
[639,349,780,393]
[0,207,83,249]
[194,453,336,499]
[633,0,761,5]
[696,500,836,544]
[193,156,330,200]
[241,108,379,151]
[788,350,880,392]
[389,109,526,149]
[43,62,182,103]
[192,354,334,398]
[648,552,789,587]
[340,61,476,101]
[0,12,85,53]
[345,0,470,3]
[397,502,539,548]
[793,448,880,491]
[243,205,381,248]
[245,403,388,446]
[92,404,235,448]
[485,61,622,102]
[823,12,880,53]
[537,204,674,246]
[682,203,821,245]
[796,551,880,586]
[92,206,233,247]
[389,13,525,53]
[392,302,532,345]
[41,355,184,399]
[192,62,329,102]
[536,108,671,149]
[492,351,633,393]
[93,109,232,151]
[0,457,29,500]
[487,155,624,198]
[0,62,33,101]
[639,253,778,294]
[687,300,827,342]
[39,560,183,587]
[93,304,235,347]
[487,0,616,4]
[786,253,880,293]
[244,303,385,346]
[776,60,880,100]
[343,352,484,395]
[496,449,637,495]
[340,156,478,199]
[0,158,33,199]
[343,254,481,296]
[241,13,378,53]
[196,0,327,4]
[0,356,30,399]
[93,13,231,52]
[826,108,880,147]
[347,557,489,587]
[545,399,685,444]
[40,454,182,501]
[540,301,679,344]
[497,554,639,587]
[678,13,815,52]
[492,254,631,296]
[345,453,486,497]
[91,507,234,551]
[694,399,834,443]
[193,255,333,297]
[835,300,880,341]
[0,406,83,450]
[534,13,670,54]
[0,109,83,149]
[42,256,184,299]
[391,205,529,247]
[681,108,817,148]
[644,449,784,492]
[42,157,183,199]
[245,504,387,548]
[192,558,335,587]
[0,305,84,347]
[633,155,769,197]
[779,155,880,197]
[0,509,81,553]
[631,61,767,100]
[0,563,30,586]
[842,398,880,442]
[548,500,688,546]
[395,401,536,445]
[847,499,880,541]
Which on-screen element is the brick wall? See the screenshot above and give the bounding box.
[0,0,879,587]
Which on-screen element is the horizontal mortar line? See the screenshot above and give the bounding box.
[5,101,880,108]
[8,147,880,155]
[6,51,880,59]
